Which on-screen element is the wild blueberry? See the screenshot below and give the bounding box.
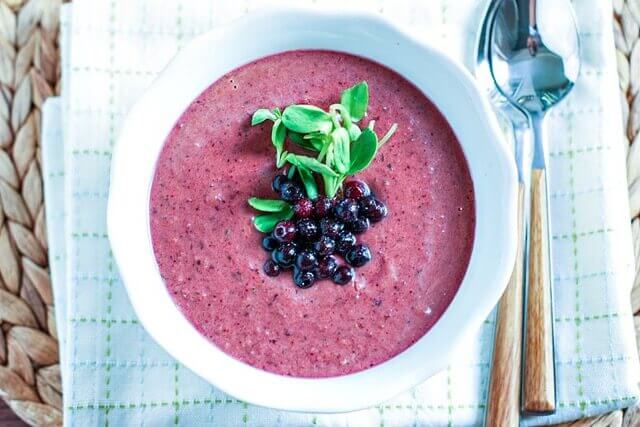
[263,259,281,277]
[346,244,372,267]
[261,235,279,251]
[296,219,318,241]
[272,174,289,193]
[334,198,359,223]
[294,269,316,288]
[279,182,304,202]
[335,230,357,255]
[332,265,355,285]
[348,217,370,234]
[271,242,297,268]
[316,255,338,279]
[295,250,317,271]
[359,196,388,222]
[319,218,344,239]
[313,235,335,257]
[273,220,296,243]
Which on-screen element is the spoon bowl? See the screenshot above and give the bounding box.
[489,0,580,115]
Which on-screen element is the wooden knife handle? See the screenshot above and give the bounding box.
[523,168,556,414]
[485,183,525,426]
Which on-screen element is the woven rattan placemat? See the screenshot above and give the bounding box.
[0,0,638,426]
[0,0,61,425]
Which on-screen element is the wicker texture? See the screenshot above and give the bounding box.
[0,0,636,426]
[616,0,640,425]
[0,0,61,425]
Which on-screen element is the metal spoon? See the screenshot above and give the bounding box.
[474,2,528,425]
[488,0,580,414]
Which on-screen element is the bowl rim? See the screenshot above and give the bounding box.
[107,5,517,413]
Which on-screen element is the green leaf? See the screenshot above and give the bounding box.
[282,105,333,134]
[251,108,277,125]
[287,153,339,177]
[253,209,293,233]
[347,123,362,141]
[340,81,369,121]
[297,166,319,199]
[332,127,351,174]
[273,107,282,118]
[287,165,296,179]
[323,174,339,198]
[248,197,290,212]
[347,128,378,175]
[323,173,346,198]
[272,119,286,166]
[272,119,286,150]
[276,150,288,168]
[288,132,323,152]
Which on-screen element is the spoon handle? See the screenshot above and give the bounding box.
[523,167,556,414]
[485,183,525,427]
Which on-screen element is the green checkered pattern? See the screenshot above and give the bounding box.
[43,1,640,425]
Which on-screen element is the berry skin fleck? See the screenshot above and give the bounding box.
[348,217,370,234]
[316,255,338,279]
[263,259,281,277]
[334,198,359,223]
[295,250,318,271]
[313,196,335,218]
[359,196,388,222]
[335,230,357,255]
[272,174,289,192]
[319,218,344,239]
[346,244,372,267]
[332,265,355,285]
[262,235,279,251]
[271,243,297,268]
[344,180,371,200]
[313,236,335,257]
[294,269,316,288]
[279,182,304,202]
[273,220,296,243]
[293,198,314,218]
[296,219,319,241]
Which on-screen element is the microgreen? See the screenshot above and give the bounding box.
[340,81,369,121]
[348,128,378,175]
[282,105,333,134]
[286,153,339,178]
[248,197,294,232]
[248,197,290,212]
[253,209,294,233]
[247,81,398,227]
[272,119,287,167]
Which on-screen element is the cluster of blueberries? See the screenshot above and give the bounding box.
[261,175,388,288]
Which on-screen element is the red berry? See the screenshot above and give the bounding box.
[273,220,296,243]
[344,180,371,200]
[313,196,335,218]
[293,198,313,218]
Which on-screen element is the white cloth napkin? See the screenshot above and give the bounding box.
[41,1,640,425]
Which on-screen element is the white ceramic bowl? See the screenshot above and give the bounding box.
[108,7,517,413]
